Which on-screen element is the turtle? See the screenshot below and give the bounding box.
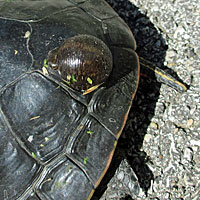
[0,0,187,200]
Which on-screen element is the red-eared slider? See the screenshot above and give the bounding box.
[0,1,186,200]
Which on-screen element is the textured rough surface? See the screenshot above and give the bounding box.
[99,159,140,200]
[96,0,200,199]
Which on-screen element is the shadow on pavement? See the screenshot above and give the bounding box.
[92,1,181,199]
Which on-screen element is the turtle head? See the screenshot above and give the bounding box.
[48,35,113,94]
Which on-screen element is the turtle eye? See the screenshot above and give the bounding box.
[47,47,59,70]
[50,63,58,70]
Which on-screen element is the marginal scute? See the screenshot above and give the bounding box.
[88,87,132,138]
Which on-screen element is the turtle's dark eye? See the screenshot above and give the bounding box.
[47,48,59,70]
[50,63,59,70]
[48,35,113,94]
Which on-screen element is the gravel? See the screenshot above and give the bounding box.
[93,0,200,200]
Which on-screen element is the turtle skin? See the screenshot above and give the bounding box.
[0,0,139,199]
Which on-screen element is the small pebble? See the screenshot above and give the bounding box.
[187,119,194,127]
[149,122,158,129]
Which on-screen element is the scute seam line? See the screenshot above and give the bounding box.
[34,70,89,107]
[88,112,118,140]
[65,153,96,189]
[0,4,76,23]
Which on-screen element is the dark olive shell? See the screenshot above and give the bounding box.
[0,1,140,200]
[48,35,113,93]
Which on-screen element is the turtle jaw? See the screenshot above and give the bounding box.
[82,83,103,95]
